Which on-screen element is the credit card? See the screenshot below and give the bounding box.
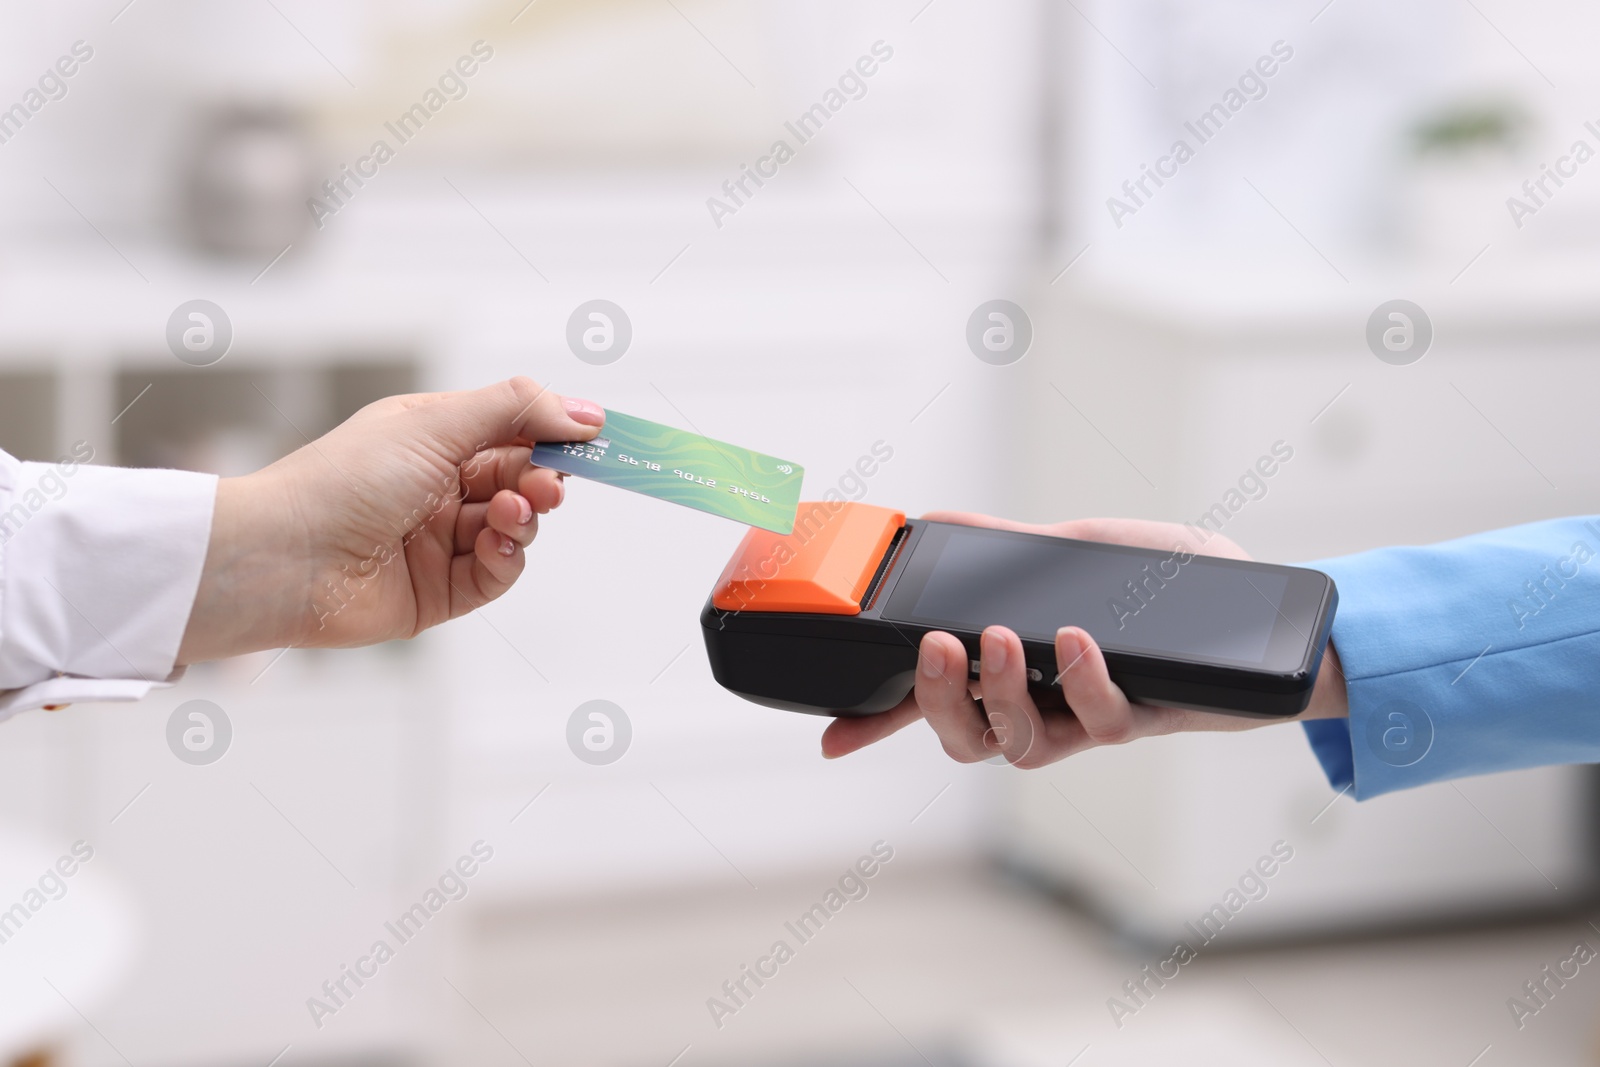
[531,409,804,533]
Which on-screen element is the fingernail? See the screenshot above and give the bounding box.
[919,640,942,679]
[1058,627,1082,662]
[562,396,605,427]
[553,477,565,507]
[517,496,533,525]
[498,535,516,557]
[983,629,1007,671]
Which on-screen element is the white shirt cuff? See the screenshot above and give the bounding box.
[0,668,189,725]
[0,448,217,711]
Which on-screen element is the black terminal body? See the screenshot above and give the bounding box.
[702,512,1337,719]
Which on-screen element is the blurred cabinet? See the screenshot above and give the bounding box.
[0,370,56,462]
[998,268,1600,941]
[1,357,415,470]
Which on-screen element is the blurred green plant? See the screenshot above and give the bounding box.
[1409,100,1531,157]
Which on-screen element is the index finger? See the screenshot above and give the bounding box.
[820,694,925,758]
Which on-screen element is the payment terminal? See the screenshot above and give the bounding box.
[701,502,1338,718]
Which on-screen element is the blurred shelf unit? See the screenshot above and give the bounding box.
[0,349,431,726]
[0,354,417,471]
[0,367,56,463]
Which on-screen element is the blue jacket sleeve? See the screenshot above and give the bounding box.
[1300,516,1600,799]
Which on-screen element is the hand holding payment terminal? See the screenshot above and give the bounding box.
[701,502,1338,718]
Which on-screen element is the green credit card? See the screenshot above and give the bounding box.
[531,409,804,533]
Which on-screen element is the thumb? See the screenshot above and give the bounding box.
[411,377,604,459]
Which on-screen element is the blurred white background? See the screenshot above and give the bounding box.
[0,1,1597,1065]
